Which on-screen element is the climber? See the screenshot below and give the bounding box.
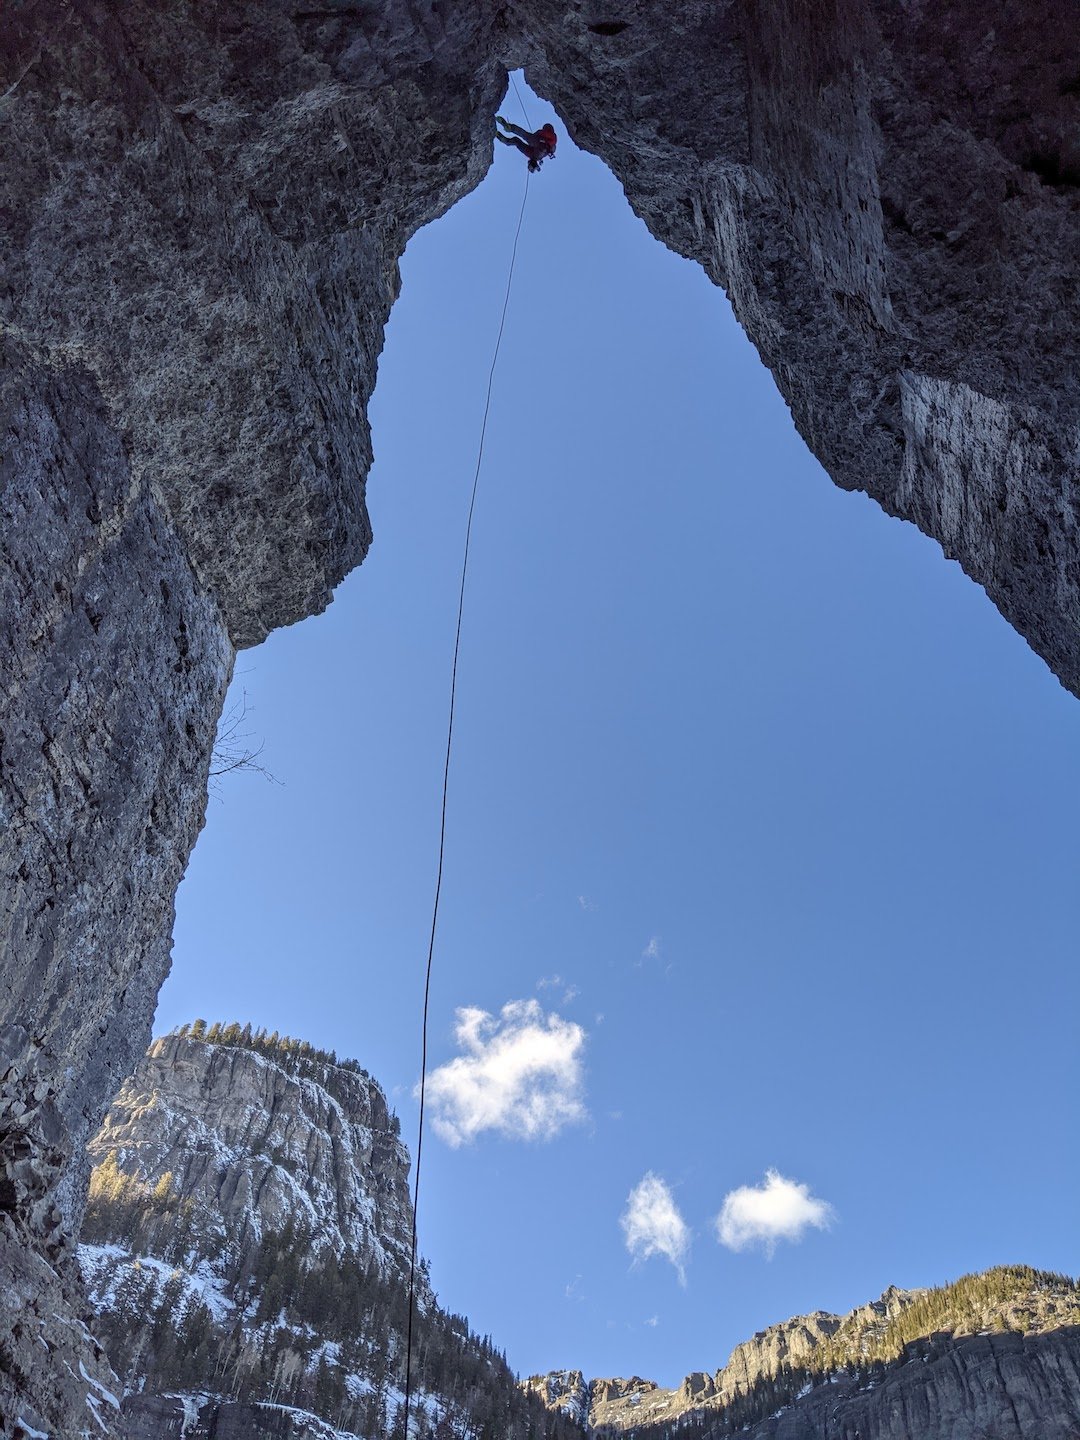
[495,116,557,171]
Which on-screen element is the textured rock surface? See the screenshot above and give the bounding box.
[735,1329,1080,1440]
[530,1279,1080,1438]
[0,1026,123,1439]
[519,1,1080,692]
[78,1033,581,1440]
[86,1033,419,1284]
[2,1,1079,1430]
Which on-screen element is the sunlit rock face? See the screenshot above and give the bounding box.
[528,1277,1080,1438]
[85,1033,419,1288]
[2,0,1078,1430]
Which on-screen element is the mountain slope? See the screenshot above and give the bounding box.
[527,1269,1080,1439]
[79,1027,582,1440]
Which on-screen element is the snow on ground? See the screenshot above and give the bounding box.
[78,1244,234,1324]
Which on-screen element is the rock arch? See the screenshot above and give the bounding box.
[1,1,1077,1428]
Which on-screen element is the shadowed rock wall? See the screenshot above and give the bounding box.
[2,0,1078,1431]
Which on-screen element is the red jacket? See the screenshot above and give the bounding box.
[528,125,557,167]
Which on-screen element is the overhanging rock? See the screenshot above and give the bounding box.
[1,2,1077,1431]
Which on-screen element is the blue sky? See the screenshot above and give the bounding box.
[159,79,1080,1387]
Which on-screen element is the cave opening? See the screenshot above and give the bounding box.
[149,75,1080,1386]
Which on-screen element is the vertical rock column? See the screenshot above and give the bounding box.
[0,2,507,1427]
[0,347,233,1433]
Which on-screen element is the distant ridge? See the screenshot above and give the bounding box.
[526,1267,1080,1438]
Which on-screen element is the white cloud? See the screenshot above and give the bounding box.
[642,936,661,961]
[425,999,587,1147]
[621,1173,690,1283]
[578,895,597,911]
[644,1314,660,1328]
[715,1170,834,1256]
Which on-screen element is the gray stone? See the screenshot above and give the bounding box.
[2,2,1079,1430]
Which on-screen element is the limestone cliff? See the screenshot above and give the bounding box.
[79,1030,580,1440]
[84,1032,419,1288]
[2,1,1079,1431]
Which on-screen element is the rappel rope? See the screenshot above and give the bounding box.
[511,72,534,131]
[401,152,533,1440]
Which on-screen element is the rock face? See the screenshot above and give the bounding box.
[78,1030,581,1440]
[84,1032,418,1286]
[529,1272,1080,1438]
[0,1025,122,1438]
[730,1330,1080,1440]
[2,1,1079,1429]
[526,1370,593,1427]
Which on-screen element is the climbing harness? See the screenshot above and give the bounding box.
[401,131,534,1440]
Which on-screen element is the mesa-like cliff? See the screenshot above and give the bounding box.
[79,1028,582,1440]
[527,1270,1080,1439]
[2,2,1079,1431]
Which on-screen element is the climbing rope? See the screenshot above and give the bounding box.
[401,160,532,1440]
[511,71,534,131]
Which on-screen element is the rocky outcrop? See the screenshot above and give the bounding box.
[530,1274,1080,1437]
[0,1025,121,1439]
[735,1328,1080,1440]
[525,1370,592,1427]
[85,1033,418,1286]
[78,1031,580,1440]
[3,2,1080,1429]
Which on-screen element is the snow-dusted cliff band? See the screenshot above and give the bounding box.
[2,1,1079,1431]
[79,1030,580,1440]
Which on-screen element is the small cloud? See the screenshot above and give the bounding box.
[643,936,661,961]
[608,1110,623,1121]
[621,1172,690,1284]
[425,999,588,1147]
[595,1012,605,1025]
[578,895,597,911]
[715,1169,834,1256]
[538,975,578,1005]
[644,1314,660,1328]
[565,1275,585,1303]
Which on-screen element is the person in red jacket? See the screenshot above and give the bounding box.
[495,117,557,171]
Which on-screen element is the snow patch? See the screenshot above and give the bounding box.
[78,1244,234,1324]
[79,1361,120,1410]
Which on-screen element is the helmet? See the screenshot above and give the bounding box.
[540,123,556,138]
